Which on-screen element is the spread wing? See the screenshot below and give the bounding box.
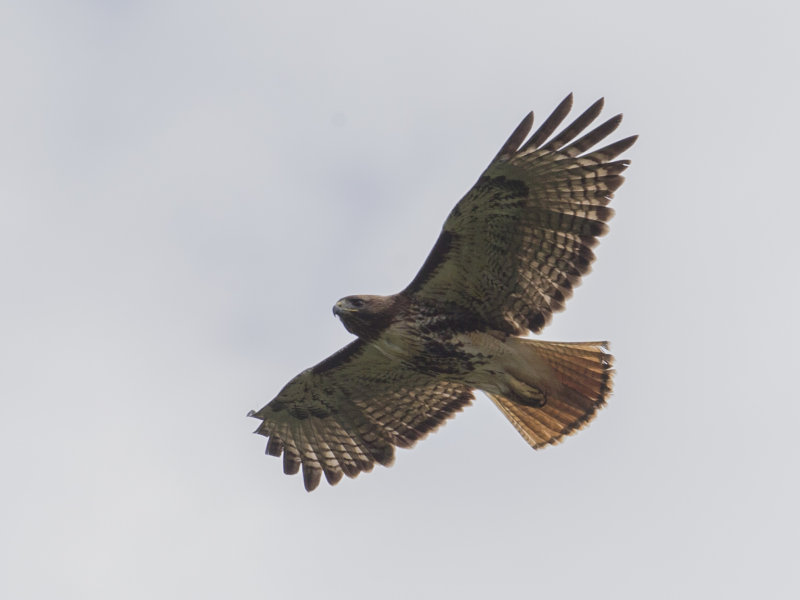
[403,94,637,335]
[248,339,474,491]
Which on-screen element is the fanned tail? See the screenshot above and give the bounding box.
[487,340,613,448]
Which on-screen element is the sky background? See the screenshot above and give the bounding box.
[2,1,799,598]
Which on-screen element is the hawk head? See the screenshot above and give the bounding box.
[333,295,399,339]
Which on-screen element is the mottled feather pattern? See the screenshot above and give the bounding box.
[250,95,636,490]
[251,343,473,490]
[410,94,636,334]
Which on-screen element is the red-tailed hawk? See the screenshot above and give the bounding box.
[249,94,637,491]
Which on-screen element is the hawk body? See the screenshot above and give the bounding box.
[250,94,636,490]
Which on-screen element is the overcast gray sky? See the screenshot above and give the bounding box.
[2,1,799,598]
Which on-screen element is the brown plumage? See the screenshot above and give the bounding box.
[249,94,637,491]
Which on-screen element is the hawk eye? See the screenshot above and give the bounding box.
[350,298,365,308]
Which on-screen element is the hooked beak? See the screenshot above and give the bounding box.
[332,300,345,317]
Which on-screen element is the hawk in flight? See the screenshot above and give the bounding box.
[249,94,637,491]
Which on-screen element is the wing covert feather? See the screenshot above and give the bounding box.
[249,340,474,491]
[404,94,637,335]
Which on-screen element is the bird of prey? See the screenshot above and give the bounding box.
[249,94,637,491]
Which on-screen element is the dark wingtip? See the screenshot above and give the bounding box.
[303,464,322,492]
[622,134,639,149]
[585,133,638,162]
[283,451,300,475]
[555,92,574,114]
[544,97,607,150]
[522,93,574,151]
[609,134,639,157]
[324,469,344,486]
[563,113,624,156]
[491,111,534,163]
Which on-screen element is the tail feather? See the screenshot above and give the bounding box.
[487,340,613,449]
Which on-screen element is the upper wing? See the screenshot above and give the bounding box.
[403,94,637,335]
[248,339,474,491]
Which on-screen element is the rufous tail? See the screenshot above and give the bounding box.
[487,340,614,449]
